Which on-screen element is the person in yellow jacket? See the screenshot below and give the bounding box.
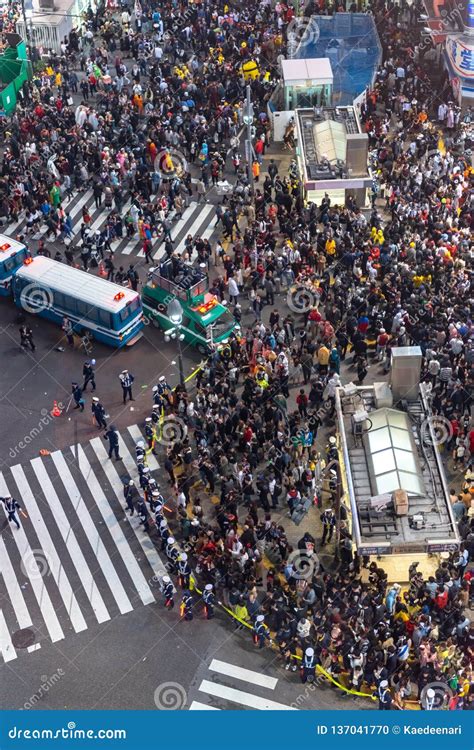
[252,160,260,181]
[325,237,336,257]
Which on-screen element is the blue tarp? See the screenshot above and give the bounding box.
[297,13,382,105]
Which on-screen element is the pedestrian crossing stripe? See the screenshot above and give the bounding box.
[4,191,219,261]
[0,423,168,664]
[188,659,298,711]
[197,680,297,710]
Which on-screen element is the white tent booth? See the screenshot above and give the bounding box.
[281,58,333,110]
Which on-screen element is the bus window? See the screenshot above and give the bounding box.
[3,257,15,273]
[98,309,112,328]
[54,291,65,308]
[76,300,89,317]
[119,307,129,323]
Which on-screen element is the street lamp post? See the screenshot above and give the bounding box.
[243,84,254,195]
[166,298,185,386]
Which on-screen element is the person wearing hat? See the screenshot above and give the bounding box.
[377,679,392,710]
[320,506,336,546]
[161,575,174,609]
[82,359,96,392]
[202,583,215,619]
[119,369,135,404]
[139,465,150,494]
[177,552,191,589]
[123,479,138,516]
[157,376,172,406]
[104,424,122,461]
[91,396,107,429]
[144,416,157,455]
[301,647,316,684]
[253,614,271,649]
[180,589,193,620]
[165,536,180,569]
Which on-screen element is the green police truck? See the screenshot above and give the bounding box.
[142,259,238,353]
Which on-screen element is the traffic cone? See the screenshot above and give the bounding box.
[51,401,62,417]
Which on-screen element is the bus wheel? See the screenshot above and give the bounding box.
[197,343,208,355]
[152,317,162,329]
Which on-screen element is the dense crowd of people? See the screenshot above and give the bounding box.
[0,0,472,711]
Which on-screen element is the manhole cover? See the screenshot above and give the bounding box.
[12,628,36,649]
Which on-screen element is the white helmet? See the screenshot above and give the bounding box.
[162,576,171,584]
[136,440,145,449]
[180,552,188,561]
[305,647,314,657]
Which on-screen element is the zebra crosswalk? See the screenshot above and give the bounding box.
[188,659,298,711]
[5,191,219,260]
[0,424,167,664]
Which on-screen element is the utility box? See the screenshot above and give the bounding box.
[393,489,409,516]
[390,346,422,403]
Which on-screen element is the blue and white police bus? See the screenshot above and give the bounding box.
[0,235,30,296]
[12,256,144,347]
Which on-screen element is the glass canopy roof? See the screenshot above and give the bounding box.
[364,408,425,496]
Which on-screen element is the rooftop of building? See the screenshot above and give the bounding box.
[295,107,370,183]
[336,381,460,556]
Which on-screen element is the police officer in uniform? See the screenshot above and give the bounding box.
[104,424,122,460]
[321,507,336,546]
[203,583,215,619]
[181,590,193,620]
[152,386,164,408]
[253,615,271,648]
[157,375,172,407]
[177,552,191,588]
[144,416,157,454]
[377,680,392,710]
[82,359,96,392]
[301,647,316,683]
[119,369,135,404]
[137,498,151,532]
[165,536,179,571]
[151,403,161,426]
[139,465,151,494]
[123,479,138,515]
[0,495,24,530]
[136,439,147,465]
[157,518,170,549]
[162,575,174,609]
[72,382,85,411]
[92,396,107,429]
